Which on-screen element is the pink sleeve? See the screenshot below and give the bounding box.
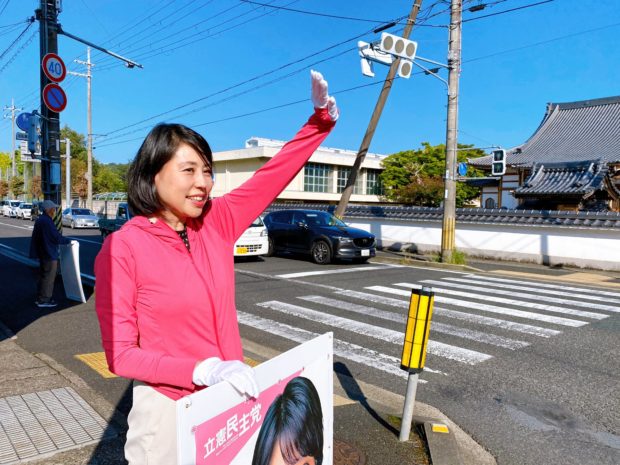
[94,237,196,389]
[206,108,336,242]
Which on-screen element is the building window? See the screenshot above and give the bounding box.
[304,163,332,192]
[337,167,363,194]
[485,198,496,209]
[366,169,384,195]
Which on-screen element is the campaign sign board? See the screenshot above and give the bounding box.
[59,241,86,303]
[42,53,67,83]
[177,333,334,465]
[43,83,67,113]
[20,140,41,162]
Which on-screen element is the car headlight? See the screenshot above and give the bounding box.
[260,229,268,237]
[336,236,353,245]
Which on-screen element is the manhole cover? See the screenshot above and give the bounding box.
[334,439,366,465]
[0,387,118,464]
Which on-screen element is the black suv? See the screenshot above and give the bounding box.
[263,209,376,264]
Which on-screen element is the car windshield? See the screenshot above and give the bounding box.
[72,209,93,216]
[10,201,20,207]
[250,217,264,227]
[22,204,32,208]
[305,212,347,227]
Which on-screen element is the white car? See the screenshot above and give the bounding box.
[234,216,269,257]
[61,208,100,228]
[2,200,20,217]
[16,202,32,219]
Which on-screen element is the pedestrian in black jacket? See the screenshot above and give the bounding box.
[29,200,71,307]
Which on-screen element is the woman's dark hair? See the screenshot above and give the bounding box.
[127,123,213,217]
[252,377,323,465]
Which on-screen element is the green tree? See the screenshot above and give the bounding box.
[0,180,8,198]
[9,176,24,197]
[29,175,42,199]
[0,152,11,179]
[380,142,486,207]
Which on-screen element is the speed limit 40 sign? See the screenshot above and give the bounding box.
[42,53,66,83]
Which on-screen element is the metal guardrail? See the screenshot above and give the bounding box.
[265,203,620,229]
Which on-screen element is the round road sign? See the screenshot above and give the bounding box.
[16,112,32,132]
[42,53,66,83]
[42,83,67,113]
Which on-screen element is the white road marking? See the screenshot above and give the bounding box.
[297,295,529,349]
[66,236,102,246]
[257,300,492,365]
[439,277,620,310]
[410,280,609,320]
[276,266,391,279]
[0,221,33,230]
[359,287,587,327]
[465,274,620,299]
[237,311,423,381]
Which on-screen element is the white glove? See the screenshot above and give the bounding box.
[311,69,339,121]
[193,357,259,398]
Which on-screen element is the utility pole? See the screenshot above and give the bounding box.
[35,0,62,208]
[3,98,23,178]
[70,47,93,210]
[334,1,422,219]
[64,138,71,208]
[440,0,462,263]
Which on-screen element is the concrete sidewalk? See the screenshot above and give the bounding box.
[0,250,495,465]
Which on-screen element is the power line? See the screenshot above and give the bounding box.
[0,17,34,62]
[462,0,554,23]
[0,28,36,74]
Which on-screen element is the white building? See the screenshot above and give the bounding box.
[211,137,386,203]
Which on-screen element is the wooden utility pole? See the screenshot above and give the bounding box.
[334,1,423,219]
[440,0,462,263]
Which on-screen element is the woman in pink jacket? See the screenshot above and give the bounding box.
[94,71,338,464]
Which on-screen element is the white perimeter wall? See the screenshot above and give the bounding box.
[344,218,620,271]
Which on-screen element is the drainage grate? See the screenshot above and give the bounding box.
[0,387,118,464]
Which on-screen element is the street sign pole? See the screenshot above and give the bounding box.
[35,0,62,209]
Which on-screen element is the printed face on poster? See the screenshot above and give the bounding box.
[176,333,334,465]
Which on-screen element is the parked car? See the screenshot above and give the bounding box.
[263,209,376,264]
[234,216,269,258]
[16,202,32,219]
[30,201,42,221]
[61,208,99,229]
[99,202,133,239]
[2,200,20,217]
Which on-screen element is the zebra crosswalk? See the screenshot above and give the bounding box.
[239,272,617,385]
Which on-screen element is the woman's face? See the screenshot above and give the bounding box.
[269,442,316,465]
[154,142,213,226]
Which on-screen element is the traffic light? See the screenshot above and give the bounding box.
[491,149,506,176]
[28,111,42,155]
[379,33,417,79]
[358,40,393,78]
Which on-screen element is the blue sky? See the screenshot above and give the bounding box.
[0,0,618,164]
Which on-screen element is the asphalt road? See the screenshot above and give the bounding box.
[0,216,618,465]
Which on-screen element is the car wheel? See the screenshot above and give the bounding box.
[311,240,332,265]
[264,237,275,257]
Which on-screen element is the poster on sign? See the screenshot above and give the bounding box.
[176,333,333,465]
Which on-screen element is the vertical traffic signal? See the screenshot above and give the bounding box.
[28,111,42,155]
[491,149,506,176]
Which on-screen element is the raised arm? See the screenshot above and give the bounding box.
[206,70,339,242]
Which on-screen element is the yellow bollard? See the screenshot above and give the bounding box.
[399,286,434,442]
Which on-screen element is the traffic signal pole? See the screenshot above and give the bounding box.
[440,0,462,263]
[36,0,62,208]
[334,1,423,219]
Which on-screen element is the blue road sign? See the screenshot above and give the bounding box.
[16,132,28,141]
[16,112,32,132]
[43,83,67,113]
[458,162,468,176]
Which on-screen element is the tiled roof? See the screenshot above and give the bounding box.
[514,160,620,197]
[266,203,620,229]
[470,95,620,168]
